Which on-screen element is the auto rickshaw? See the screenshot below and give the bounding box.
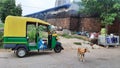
[3,16,63,58]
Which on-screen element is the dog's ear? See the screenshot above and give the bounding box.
[78,48,81,50]
[87,49,90,52]
[85,48,90,52]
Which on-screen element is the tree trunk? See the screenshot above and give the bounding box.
[105,25,108,35]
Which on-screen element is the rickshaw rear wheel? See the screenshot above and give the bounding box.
[16,48,27,58]
[54,45,62,53]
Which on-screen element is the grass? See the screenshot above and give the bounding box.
[0,23,4,28]
[0,32,3,39]
[61,34,89,41]
[0,32,3,49]
[61,34,74,38]
[0,44,3,49]
[73,35,89,41]
[74,42,82,45]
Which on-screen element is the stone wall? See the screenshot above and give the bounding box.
[47,18,70,29]
[69,17,80,31]
[108,22,120,35]
[47,17,120,35]
[80,18,101,32]
[47,17,101,32]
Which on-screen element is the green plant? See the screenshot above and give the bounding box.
[81,0,120,26]
[73,35,89,41]
[0,32,3,49]
[74,42,82,45]
[61,33,89,41]
[0,0,22,23]
[0,44,3,49]
[28,29,36,42]
[0,32,3,40]
[39,31,48,38]
[61,34,74,39]
[27,25,48,42]
[71,31,77,35]
[0,23,4,28]
[38,25,46,31]
[27,25,36,42]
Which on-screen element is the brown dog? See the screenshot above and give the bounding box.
[77,48,90,62]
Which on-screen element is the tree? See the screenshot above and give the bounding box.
[0,0,7,18]
[81,0,120,26]
[73,0,84,13]
[12,4,22,16]
[0,0,22,23]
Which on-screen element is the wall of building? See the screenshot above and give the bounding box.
[108,21,120,35]
[47,18,70,29]
[80,18,101,32]
[47,17,120,36]
[47,17,102,32]
[69,17,79,31]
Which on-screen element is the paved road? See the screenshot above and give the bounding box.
[0,48,120,68]
[0,38,120,68]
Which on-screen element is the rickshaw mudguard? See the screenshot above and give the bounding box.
[56,42,64,50]
[14,45,29,51]
[50,34,63,49]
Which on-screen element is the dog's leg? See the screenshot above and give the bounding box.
[81,54,83,62]
[81,54,85,62]
[80,54,83,62]
[83,54,85,62]
[77,52,80,61]
[77,52,79,56]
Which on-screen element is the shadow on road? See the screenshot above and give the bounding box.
[27,51,54,57]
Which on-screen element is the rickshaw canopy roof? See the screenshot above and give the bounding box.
[4,16,50,37]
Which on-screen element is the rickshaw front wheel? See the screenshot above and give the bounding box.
[16,48,27,58]
[54,45,62,53]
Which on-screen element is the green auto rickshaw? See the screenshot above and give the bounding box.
[3,16,63,58]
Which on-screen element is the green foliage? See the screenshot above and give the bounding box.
[0,0,22,23]
[0,23,4,28]
[27,25,36,42]
[74,42,82,45]
[0,32,3,40]
[0,32,3,47]
[0,44,3,49]
[0,42,3,48]
[81,0,120,26]
[0,45,3,49]
[113,3,120,10]
[61,34,74,39]
[28,30,36,42]
[27,25,48,42]
[101,13,117,25]
[113,3,120,19]
[39,32,48,39]
[61,34,89,41]
[38,25,47,38]
[38,25,47,31]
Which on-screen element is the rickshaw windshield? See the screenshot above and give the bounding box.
[4,16,50,37]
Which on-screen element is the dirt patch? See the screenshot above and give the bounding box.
[0,49,12,52]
